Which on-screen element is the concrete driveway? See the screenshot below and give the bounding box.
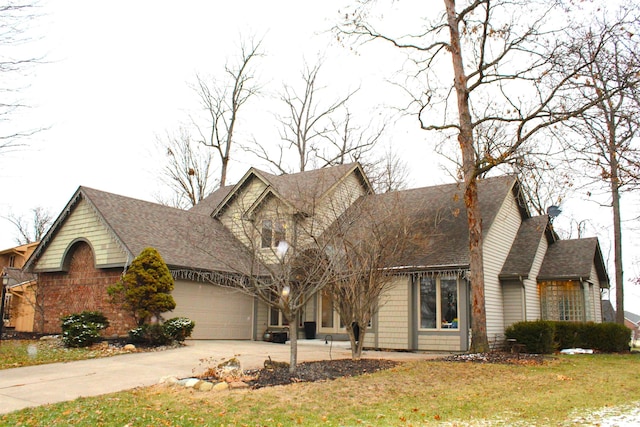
[0,340,443,415]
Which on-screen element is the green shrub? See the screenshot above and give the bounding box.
[61,311,110,348]
[127,324,170,346]
[505,320,555,354]
[506,320,632,354]
[163,317,195,342]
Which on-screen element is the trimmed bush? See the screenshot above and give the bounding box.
[163,317,195,342]
[61,311,110,348]
[127,324,171,346]
[505,320,555,354]
[506,320,632,354]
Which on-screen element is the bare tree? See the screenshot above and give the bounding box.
[340,0,619,351]
[189,174,361,372]
[562,9,640,324]
[248,60,366,174]
[192,38,263,186]
[0,1,44,153]
[5,206,53,244]
[363,145,410,193]
[324,192,429,359]
[155,127,215,209]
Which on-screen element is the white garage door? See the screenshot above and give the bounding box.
[171,280,254,339]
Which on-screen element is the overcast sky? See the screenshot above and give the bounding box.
[1,0,638,312]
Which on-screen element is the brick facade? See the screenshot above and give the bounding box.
[35,241,136,336]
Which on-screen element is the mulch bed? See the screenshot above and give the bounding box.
[441,351,547,365]
[246,359,398,389]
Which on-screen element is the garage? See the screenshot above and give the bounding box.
[171,280,254,339]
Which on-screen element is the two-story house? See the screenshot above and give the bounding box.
[24,163,609,351]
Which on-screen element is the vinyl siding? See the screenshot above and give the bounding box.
[590,264,603,322]
[417,334,461,351]
[525,236,548,320]
[312,172,368,233]
[34,199,128,271]
[376,276,410,350]
[502,281,524,327]
[219,179,268,248]
[482,190,522,341]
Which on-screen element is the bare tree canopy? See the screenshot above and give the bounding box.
[247,59,386,175]
[5,206,53,244]
[191,38,263,186]
[154,127,215,209]
[339,0,626,351]
[0,1,44,153]
[561,7,640,324]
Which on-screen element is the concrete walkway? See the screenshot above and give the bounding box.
[0,340,443,415]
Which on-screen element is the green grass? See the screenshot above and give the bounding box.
[0,340,126,369]
[2,354,639,426]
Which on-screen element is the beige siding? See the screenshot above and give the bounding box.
[482,190,522,340]
[590,264,603,322]
[35,199,128,271]
[219,179,269,247]
[256,299,270,339]
[311,173,368,235]
[417,334,460,352]
[525,236,548,321]
[376,276,409,350]
[502,282,524,328]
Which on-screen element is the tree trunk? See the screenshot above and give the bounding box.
[445,0,490,353]
[609,129,625,324]
[289,320,298,373]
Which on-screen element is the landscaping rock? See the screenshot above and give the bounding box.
[212,381,229,392]
[159,375,179,385]
[182,378,200,388]
[123,344,136,351]
[195,381,214,392]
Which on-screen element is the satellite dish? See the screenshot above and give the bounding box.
[547,205,562,218]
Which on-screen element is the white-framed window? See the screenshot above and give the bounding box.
[540,281,585,322]
[418,276,459,330]
[261,219,286,249]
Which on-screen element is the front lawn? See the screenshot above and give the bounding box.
[2,353,639,426]
[0,339,131,369]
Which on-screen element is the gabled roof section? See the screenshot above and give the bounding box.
[25,186,254,274]
[538,237,609,286]
[212,163,372,218]
[499,215,555,280]
[189,184,234,215]
[330,174,521,271]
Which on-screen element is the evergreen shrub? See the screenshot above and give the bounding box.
[61,311,110,348]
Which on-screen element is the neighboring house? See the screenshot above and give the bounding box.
[624,311,640,347]
[1,242,39,332]
[23,163,609,351]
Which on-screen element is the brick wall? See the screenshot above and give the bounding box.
[35,241,136,336]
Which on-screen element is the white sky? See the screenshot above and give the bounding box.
[0,0,638,313]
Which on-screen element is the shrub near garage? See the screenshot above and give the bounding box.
[128,317,195,346]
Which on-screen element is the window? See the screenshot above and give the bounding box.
[419,276,459,330]
[261,219,286,249]
[268,292,289,327]
[541,281,585,321]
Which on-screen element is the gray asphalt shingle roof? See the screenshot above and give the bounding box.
[538,237,608,284]
[333,175,520,270]
[499,215,551,279]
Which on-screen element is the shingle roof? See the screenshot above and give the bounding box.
[189,185,234,216]
[538,237,609,285]
[27,187,254,274]
[214,163,371,217]
[499,215,552,279]
[333,175,520,270]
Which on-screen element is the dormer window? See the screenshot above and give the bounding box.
[261,219,286,248]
